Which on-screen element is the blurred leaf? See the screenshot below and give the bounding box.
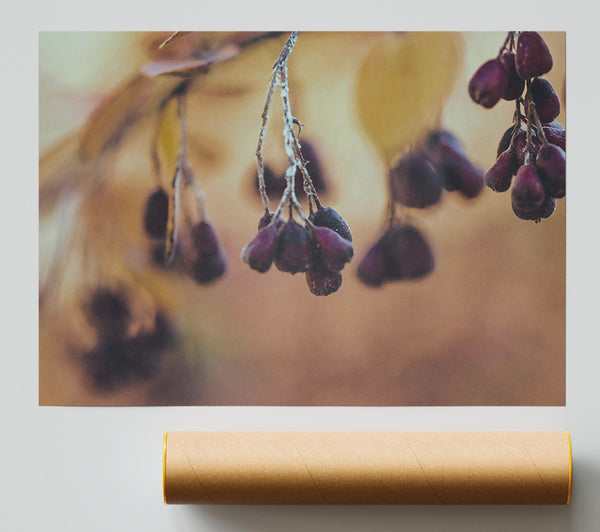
[355,32,462,165]
[157,98,181,179]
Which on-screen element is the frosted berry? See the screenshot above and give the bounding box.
[275,219,313,274]
[310,225,354,272]
[309,207,352,242]
[486,148,518,192]
[543,123,566,151]
[468,58,508,109]
[499,52,525,101]
[356,237,389,287]
[386,225,434,280]
[530,77,560,123]
[305,261,343,296]
[512,194,556,221]
[511,164,545,212]
[143,187,169,239]
[390,151,442,208]
[515,31,553,79]
[536,143,565,198]
[241,225,278,273]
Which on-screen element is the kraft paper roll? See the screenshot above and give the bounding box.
[163,431,572,505]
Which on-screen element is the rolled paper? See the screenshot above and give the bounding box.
[163,431,572,505]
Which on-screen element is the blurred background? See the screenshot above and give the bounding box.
[39,31,565,405]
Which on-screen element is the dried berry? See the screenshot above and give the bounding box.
[543,123,566,151]
[497,125,518,157]
[275,219,313,274]
[143,187,169,239]
[536,143,565,198]
[512,194,556,221]
[310,225,354,272]
[386,225,434,280]
[390,151,442,208]
[511,164,545,212]
[515,31,553,79]
[468,58,508,109]
[356,237,389,287]
[499,51,525,101]
[530,77,560,123]
[308,207,352,242]
[241,225,278,273]
[486,148,519,192]
[305,261,343,296]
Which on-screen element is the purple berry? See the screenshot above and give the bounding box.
[190,221,221,258]
[189,220,226,284]
[310,225,354,272]
[241,225,278,273]
[390,151,443,208]
[499,52,525,101]
[514,129,540,165]
[543,124,566,151]
[536,143,565,198]
[511,164,545,212]
[512,194,556,221]
[515,31,553,79]
[275,219,313,274]
[386,225,434,280]
[305,261,343,296]
[258,211,285,230]
[357,237,389,287]
[191,254,226,284]
[468,58,508,109]
[309,207,353,242]
[486,148,519,192]
[497,125,519,157]
[530,77,560,123]
[143,187,169,239]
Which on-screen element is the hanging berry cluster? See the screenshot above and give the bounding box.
[241,32,354,296]
[142,90,227,283]
[468,31,565,222]
[357,128,484,287]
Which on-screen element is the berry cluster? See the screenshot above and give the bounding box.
[242,206,353,295]
[357,128,484,287]
[82,288,174,392]
[469,31,565,222]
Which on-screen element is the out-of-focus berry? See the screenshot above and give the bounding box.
[310,225,354,272]
[241,225,278,273]
[536,144,566,198]
[386,225,435,280]
[143,187,169,239]
[389,151,443,208]
[191,254,226,284]
[530,77,561,123]
[309,207,353,242]
[499,52,525,101]
[275,219,313,274]
[468,58,508,109]
[515,31,553,79]
[486,148,519,192]
[356,237,389,287]
[511,164,545,212]
[86,288,130,339]
[189,220,226,284]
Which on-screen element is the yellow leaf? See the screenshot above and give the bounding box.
[355,32,463,165]
[157,97,181,180]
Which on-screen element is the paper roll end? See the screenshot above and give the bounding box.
[162,431,168,505]
[567,431,573,505]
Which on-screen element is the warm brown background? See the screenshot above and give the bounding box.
[39,32,565,405]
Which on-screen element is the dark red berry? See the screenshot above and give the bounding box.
[514,129,540,165]
[497,125,519,157]
[86,288,130,339]
[536,143,565,198]
[543,124,566,151]
[511,164,545,212]
[275,219,313,274]
[258,211,285,230]
[143,187,169,239]
[389,151,442,208]
[310,225,354,272]
[191,254,226,284]
[305,261,342,296]
[308,207,352,242]
[499,52,525,101]
[486,148,519,192]
[386,225,435,280]
[530,77,560,123]
[357,237,389,287]
[424,129,467,159]
[512,194,556,221]
[468,58,508,109]
[241,225,278,273]
[515,31,553,79]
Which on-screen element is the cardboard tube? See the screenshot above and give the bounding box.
[163,431,572,505]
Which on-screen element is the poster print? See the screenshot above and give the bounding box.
[39,31,565,405]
